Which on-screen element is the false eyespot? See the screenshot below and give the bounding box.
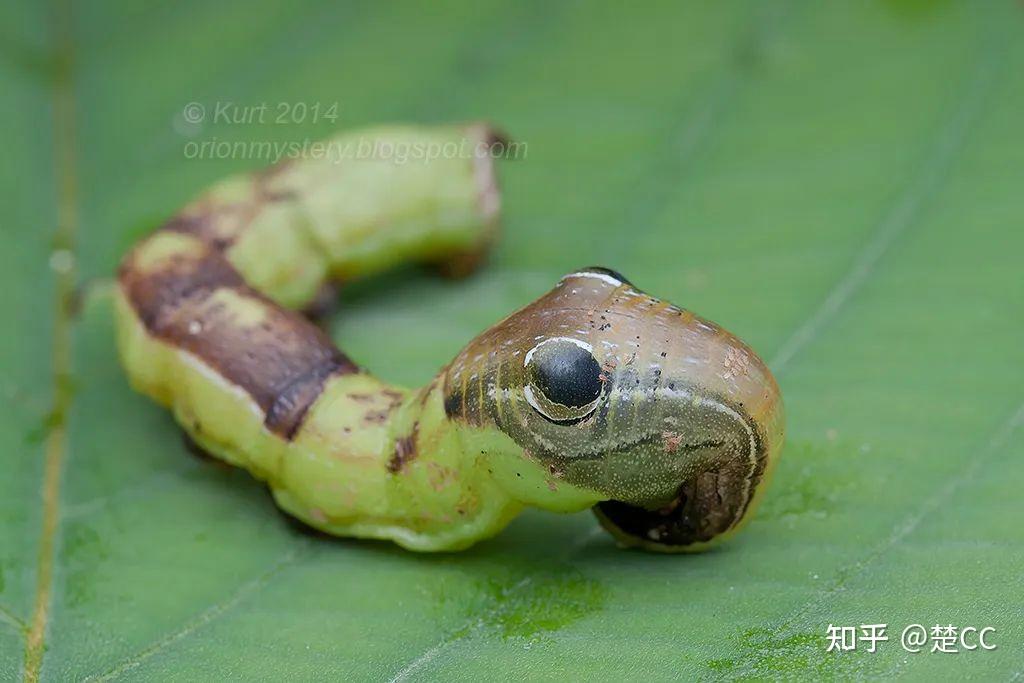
[523,337,603,423]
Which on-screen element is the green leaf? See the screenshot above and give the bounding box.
[5,1,1023,680]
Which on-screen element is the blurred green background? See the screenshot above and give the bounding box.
[3,1,1022,680]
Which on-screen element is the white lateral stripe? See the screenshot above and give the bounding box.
[179,350,264,421]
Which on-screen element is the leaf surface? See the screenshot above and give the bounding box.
[3,1,1022,680]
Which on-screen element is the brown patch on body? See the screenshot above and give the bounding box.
[661,431,684,453]
[380,389,405,406]
[363,409,391,425]
[265,358,352,438]
[598,358,617,384]
[119,243,244,327]
[387,422,420,473]
[351,390,405,427]
[426,462,456,491]
[120,239,359,440]
[163,161,297,249]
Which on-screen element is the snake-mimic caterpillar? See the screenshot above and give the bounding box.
[116,123,784,552]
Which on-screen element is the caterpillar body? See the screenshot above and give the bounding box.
[116,123,784,552]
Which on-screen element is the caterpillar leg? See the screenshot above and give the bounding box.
[180,430,229,468]
[431,237,492,279]
[301,282,341,331]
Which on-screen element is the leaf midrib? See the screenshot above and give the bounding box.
[23,0,79,680]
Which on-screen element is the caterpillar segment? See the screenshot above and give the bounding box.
[116,124,784,552]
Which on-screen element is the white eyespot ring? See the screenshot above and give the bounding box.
[524,336,593,367]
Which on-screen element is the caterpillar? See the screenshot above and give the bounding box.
[115,123,785,552]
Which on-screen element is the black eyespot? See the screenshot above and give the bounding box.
[533,342,602,408]
[524,338,605,423]
[579,266,632,286]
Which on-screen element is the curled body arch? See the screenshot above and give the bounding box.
[116,124,784,552]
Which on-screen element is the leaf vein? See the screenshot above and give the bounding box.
[1,604,27,634]
[769,21,1002,373]
[83,543,312,682]
[715,22,1010,678]
[720,401,1024,680]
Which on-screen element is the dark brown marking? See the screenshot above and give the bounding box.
[381,389,405,405]
[119,245,243,328]
[416,376,440,409]
[163,161,299,250]
[594,412,768,548]
[120,239,359,440]
[363,409,391,425]
[265,357,351,439]
[387,422,420,473]
[443,388,463,420]
[162,210,232,249]
[661,431,684,454]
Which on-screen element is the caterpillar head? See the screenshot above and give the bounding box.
[443,268,784,552]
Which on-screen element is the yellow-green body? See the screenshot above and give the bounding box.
[119,299,585,550]
[117,125,606,551]
[116,124,784,553]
